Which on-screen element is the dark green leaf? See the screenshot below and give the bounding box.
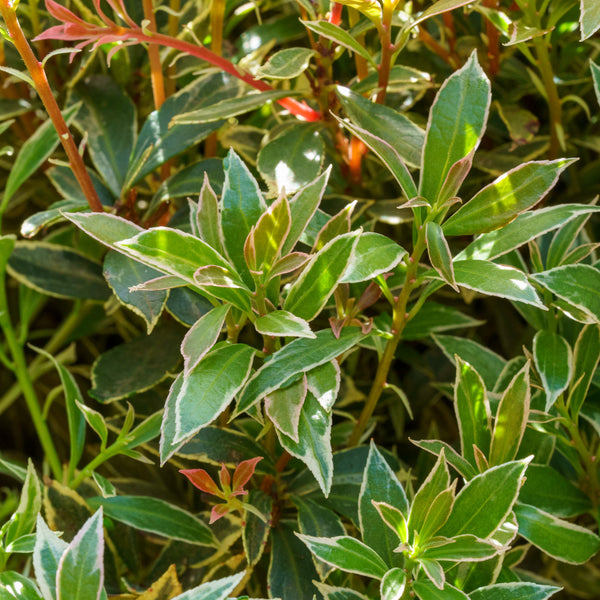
[89,496,216,547]
[7,242,110,301]
[236,328,364,414]
[89,322,184,403]
[243,490,273,566]
[72,76,135,196]
[257,125,324,195]
[569,324,600,418]
[413,580,468,600]
[533,331,572,411]
[402,303,483,341]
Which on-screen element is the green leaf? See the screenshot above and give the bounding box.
[546,208,594,269]
[381,568,407,600]
[31,347,86,477]
[341,233,406,284]
[284,232,359,320]
[8,242,110,301]
[452,260,544,308]
[174,344,255,443]
[569,324,600,418]
[0,456,27,482]
[181,304,230,374]
[33,516,68,600]
[55,509,104,600]
[283,168,331,255]
[266,376,307,442]
[533,331,572,412]
[0,571,43,599]
[257,47,317,78]
[151,159,224,209]
[89,322,184,403]
[245,193,291,276]
[20,199,88,239]
[103,251,167,333]
[581,0,600,40]
[171,572,245,600]
[303,21,375,67]
[89,496,216,547]
[75,401,108,450]
[278,392,333,495]
[443,159,575,236]
[236,327,364,414]
[412,580,469,600]
[257,125,325,195]
[315,583,371,600]
[453,358,492,466]
[255,310,315,339]
[420,534,500,562]
[409,0,478,29]
[3,461,41,548]
[359,441,409,563]
[402,303,483,341]
[47,165,114,207]
[296,497,346,579]
[220,149,267,283]
[63,212,142,251]
[426,223,457,291]
[420,52,490,205]
[410,440,477,480]
[532,265,600,323]
[125,73,235,186]
[306,360,340,411]
[592,60,600,107]
[456,204,600,261]
[4,104,79,205]
[269,523,319,600]
[172,90,297,124]
[334,100,418,199]
[519,465,592,518]
[468,582,561,600]
[514,502,600,564]
[337,86,424,168]
[489,363,530,466]
[72,76,135,196]
[433,334,506,390]
[243,490,273,566]
[298,533,389,579]
[439,460,529,539]
[115,227,251,313]
[409,451,452,540]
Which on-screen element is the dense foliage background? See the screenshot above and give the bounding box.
[1,0,600,599]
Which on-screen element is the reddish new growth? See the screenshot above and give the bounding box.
[180,457,263,524]
[35,0,321,121]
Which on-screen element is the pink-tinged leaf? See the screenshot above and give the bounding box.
[269,252,310,279]
[180,469,222,497]
[232,457,263,494]
[313,202,355,252]
[45,0,88,26]
[219,464,231,490]
[197,173,224,253]
[210,504,230,524]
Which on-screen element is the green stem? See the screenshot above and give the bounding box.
[70,443,123,489]
[0,2,103,213]
[532,32,563,159]
[348,226,428,446]
[0,279,62,480]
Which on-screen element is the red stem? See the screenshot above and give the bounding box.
[0,3,103,212]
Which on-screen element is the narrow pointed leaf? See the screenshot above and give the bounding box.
[303,22,375,66]
[298,534,389,579]
[581,0,600,40]
[452,260,544,307]
[438,460,529,539]
[359,441,409,563]
[306,360,340,411]
[531,265,600,323]
[443,159,575,236]
[171,571,245,600]
[175,344,255,443]
[265,376,307,442]
[514,502,600,564]
[255,310,315,339]
[469,582,561,600]
[284,231,359,320]
[89,496,216,547]
[533,331,572,412]
[33,516,68,600]
[420,52,491,205]
[426,223,456,290]
[56,509,104,600]
[569,324,600,418]
[236,328,364,414]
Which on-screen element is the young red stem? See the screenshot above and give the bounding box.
[375,1,395,104]
[0,3,103,212]
[142,0,165,108]
[136,30,321,121]
[483,0,500,77]
[329,2,343,25]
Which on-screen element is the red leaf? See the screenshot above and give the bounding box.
[180,468,222,497]
[231,456,263,494]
